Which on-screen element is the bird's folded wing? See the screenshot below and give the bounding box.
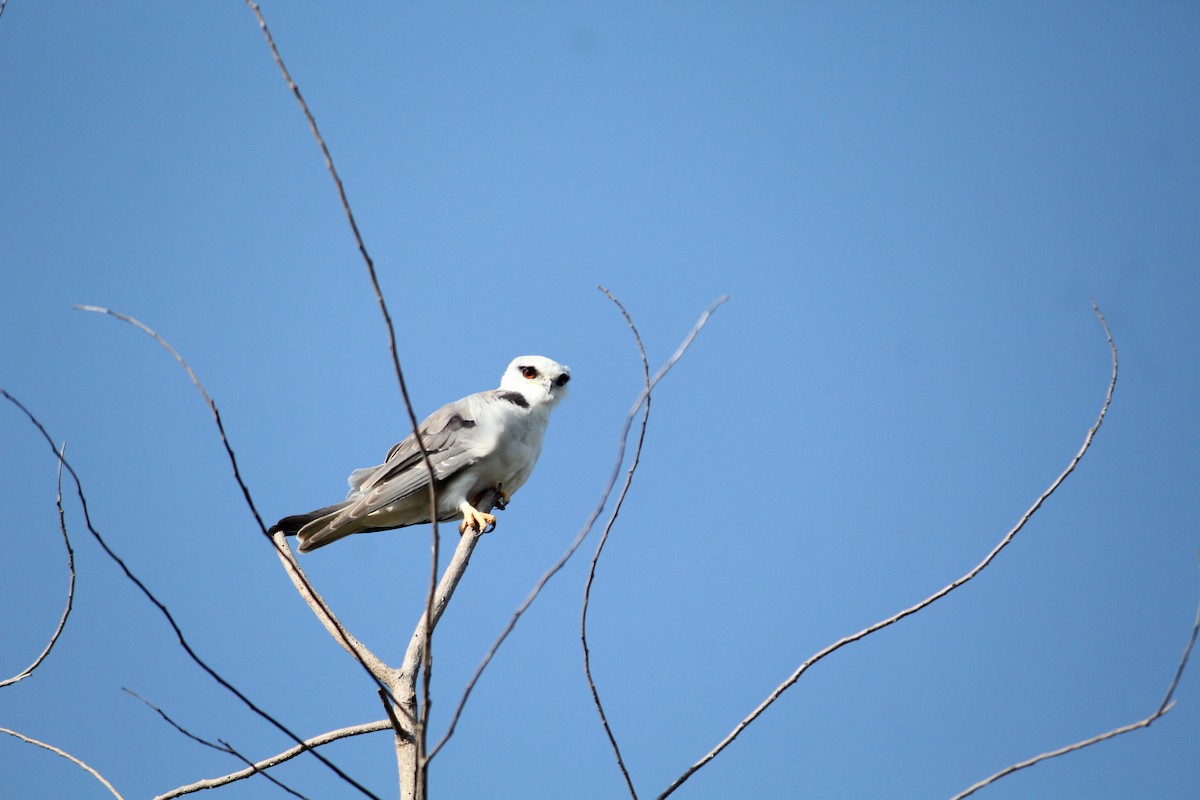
[334,395,487,526]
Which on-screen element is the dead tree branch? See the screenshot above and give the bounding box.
[153,720,392,800]
[429,294,728,761]
[0,727,124,800]
[1,443,74,689]
[242,5,444,790]
[581,288,652,799]
[2,386,380,800]
[950,568,1199,799]
[124,689,309,799]
[659,302,1119,798]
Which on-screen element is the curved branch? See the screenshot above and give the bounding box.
[659,302,1119,798]
[0,389,381,800]
[76,306,399,682]
[1,442,75,688]
[429,295,728,761]
[243,7,441,788]
[950,572,1199,799]
[0,727,124,800]
[581,288,652,799]
[154,720,392,799]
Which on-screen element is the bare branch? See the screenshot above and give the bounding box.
[242,7,442,789]
[124,689,309,799]
[0,727,124,800]
[1,442,75,688]
[659,302,1120,798]
[429,295,728,761]
[154,720,392,800]
[271,532,395,685]
[949,570,1200,800]
[399,513,498,682]
[581,288,652,799]
[0,389,381,800]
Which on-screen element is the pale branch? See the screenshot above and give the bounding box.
[657,301,1120,799]
[271,532,395,687]
[398,501,499,683]
[0,389,380,800]
[429,295,728,761]
[153,720,392,800]
[950,572,1200,800]
[77,305,401,712]
[581,288,652,799]
[0,727,124,800]
[124,689,309,800]
[1,442,75,689]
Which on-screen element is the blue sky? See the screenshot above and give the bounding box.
[2,2,1198,798]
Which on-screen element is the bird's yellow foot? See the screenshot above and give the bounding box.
[458,502,496,535]
[496,484,512,509]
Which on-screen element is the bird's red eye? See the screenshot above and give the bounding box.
[520,366,538,379]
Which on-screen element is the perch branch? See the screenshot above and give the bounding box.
[429,294,728,761]
[0,727,124,800]
[1,442,75,688]
[950,567,1200,800]
[659,301,1119,798]
[581,288,652,799]
[272,532,395,686]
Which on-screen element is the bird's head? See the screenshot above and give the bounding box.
[500,355,571,408]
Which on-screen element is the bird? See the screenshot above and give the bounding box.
[270,355,570,552]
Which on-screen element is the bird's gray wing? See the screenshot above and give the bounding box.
[331,394,488,529]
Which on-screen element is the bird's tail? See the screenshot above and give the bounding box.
[268,502,356,552]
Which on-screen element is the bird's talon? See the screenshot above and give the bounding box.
[459,505,497,535]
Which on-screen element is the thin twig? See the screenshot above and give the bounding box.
[950,568,1200,800]
[429,295,728,761]
[658,301,1119,798]
[243,6,440,787]
[76,305,403,696]
[1,442,75,688]
[0,727,124,800]
[124,689,309,799]
[154,720,392,800]
[75,305,397,684]
[581,288,651,799]
[0,389,381,800]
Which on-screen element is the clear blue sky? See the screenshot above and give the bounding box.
[2,2,1198,798]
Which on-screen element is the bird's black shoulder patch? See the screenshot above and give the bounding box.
[496,391,529,408]
[446,413,477,430]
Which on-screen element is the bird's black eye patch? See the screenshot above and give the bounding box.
[520,365,539,380]
[555,374,570,387]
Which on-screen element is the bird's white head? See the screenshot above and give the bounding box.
[500,355,571,409]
